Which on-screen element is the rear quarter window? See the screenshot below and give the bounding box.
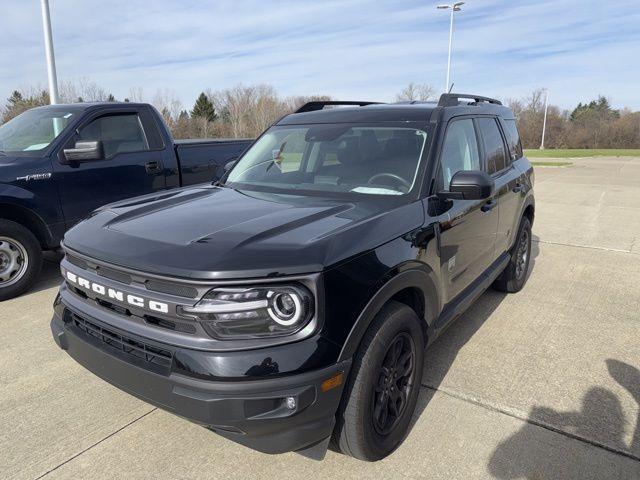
[477,117,507,174]
[503,119,524,160]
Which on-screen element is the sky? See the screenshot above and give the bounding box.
[1,0,639,111]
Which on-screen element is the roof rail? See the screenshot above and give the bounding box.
[295,101,383,113]
[437,93,502,107]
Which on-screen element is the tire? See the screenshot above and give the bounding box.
[333,301,425,461]
[0,220,43,301]
[493,216,532,293]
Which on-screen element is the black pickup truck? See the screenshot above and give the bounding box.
[51,94,534,461]
[0,102,251,299]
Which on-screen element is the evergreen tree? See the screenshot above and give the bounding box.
[219,106,231,123]
[7,90,24,108]
[191,92,217,122]
[107,93,116,102]
[570,96,619,122]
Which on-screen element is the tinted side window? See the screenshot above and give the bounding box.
[79,114,149,158]
[439,119,481,190]
[477,118,507,173]
[503,119,523,160]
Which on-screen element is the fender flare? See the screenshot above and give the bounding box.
[520,192,535,220]
[0,197,54,248]
[507,193,535,251]
[337,267,439,362]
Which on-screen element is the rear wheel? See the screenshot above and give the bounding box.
[333,301,425,461]
[0,220,43,301]
[493,216,532,293]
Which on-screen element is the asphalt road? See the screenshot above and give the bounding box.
[1,157,639,479]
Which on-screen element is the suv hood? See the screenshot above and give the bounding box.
[64,185,424,279]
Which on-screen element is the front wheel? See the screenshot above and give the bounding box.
[0,220,43,301]
[333,301,425,461]
[493,216,532,293]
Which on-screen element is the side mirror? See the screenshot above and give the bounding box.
[224,158,238,172]
[63,140,104,163]
[439,170,494,200]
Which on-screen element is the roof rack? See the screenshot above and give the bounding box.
[437,93,502,107]
[295,101,383,113]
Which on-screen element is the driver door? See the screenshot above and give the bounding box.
[436,117,499,303]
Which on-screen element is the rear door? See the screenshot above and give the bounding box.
[476,117,523,254]
[436,117,499,303]
[54,107,169,227]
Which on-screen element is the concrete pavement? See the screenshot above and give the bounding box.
[1,157,639,479]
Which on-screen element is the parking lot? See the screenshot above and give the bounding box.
[2,156,639,479]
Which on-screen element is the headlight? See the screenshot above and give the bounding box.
[178,285,314,339]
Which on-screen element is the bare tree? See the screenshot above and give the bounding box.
[250,85,287,134]
[128,86,145,103]
[152,88,183,122]
[211,84,257,138]
[395,83,436,102]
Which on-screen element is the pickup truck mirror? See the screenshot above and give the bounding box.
[438,170,494,200]
[224,158,238,172]
[63,140,105,163]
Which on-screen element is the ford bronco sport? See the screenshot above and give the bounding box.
[51,94,534,461]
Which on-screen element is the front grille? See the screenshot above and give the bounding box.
[68,312,173,370]
[67,254,88,270]
[145,280,198,299]
[97,266,132,285]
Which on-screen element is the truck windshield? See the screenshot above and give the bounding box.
[0,107,76,153]
[226,124,429,196]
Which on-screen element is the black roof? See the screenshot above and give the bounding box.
[278,103,439,125]
[278,94,514,125]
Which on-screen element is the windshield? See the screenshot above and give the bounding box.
[227,124,429,196]
[0,107,76,153]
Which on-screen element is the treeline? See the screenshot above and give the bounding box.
[392,84,640,149]
[0,79,330,139]
[506,90,640,149]
[1,79,638,148]
[153,85,330,139]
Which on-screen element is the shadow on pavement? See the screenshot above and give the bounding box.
[487,361,640,479]
[29,251,63,294]
[607,359,640,456]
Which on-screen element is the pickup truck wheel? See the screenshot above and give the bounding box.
[333,301,424,461]
[493,217,532,293]
[0,220,43,301]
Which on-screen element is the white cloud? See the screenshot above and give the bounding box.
[0,0,638,110]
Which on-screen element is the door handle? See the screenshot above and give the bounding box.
[145,161,163,174]
[481,199,497,212]
[512,183,524,193]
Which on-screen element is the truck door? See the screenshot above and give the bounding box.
[436,117,499,303]
[476,117,522,255]
[54,107,169,227]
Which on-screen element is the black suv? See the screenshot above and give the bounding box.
[51,94,534,462]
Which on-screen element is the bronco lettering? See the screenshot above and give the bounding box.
[65,270,169,314]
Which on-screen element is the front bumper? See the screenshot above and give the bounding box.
[50,304,350,456]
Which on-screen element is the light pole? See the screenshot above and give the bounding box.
[40,0,59,105]
[437,2,465,93]
[540,89,549,150]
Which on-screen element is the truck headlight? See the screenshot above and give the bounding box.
[178,285,314,339]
